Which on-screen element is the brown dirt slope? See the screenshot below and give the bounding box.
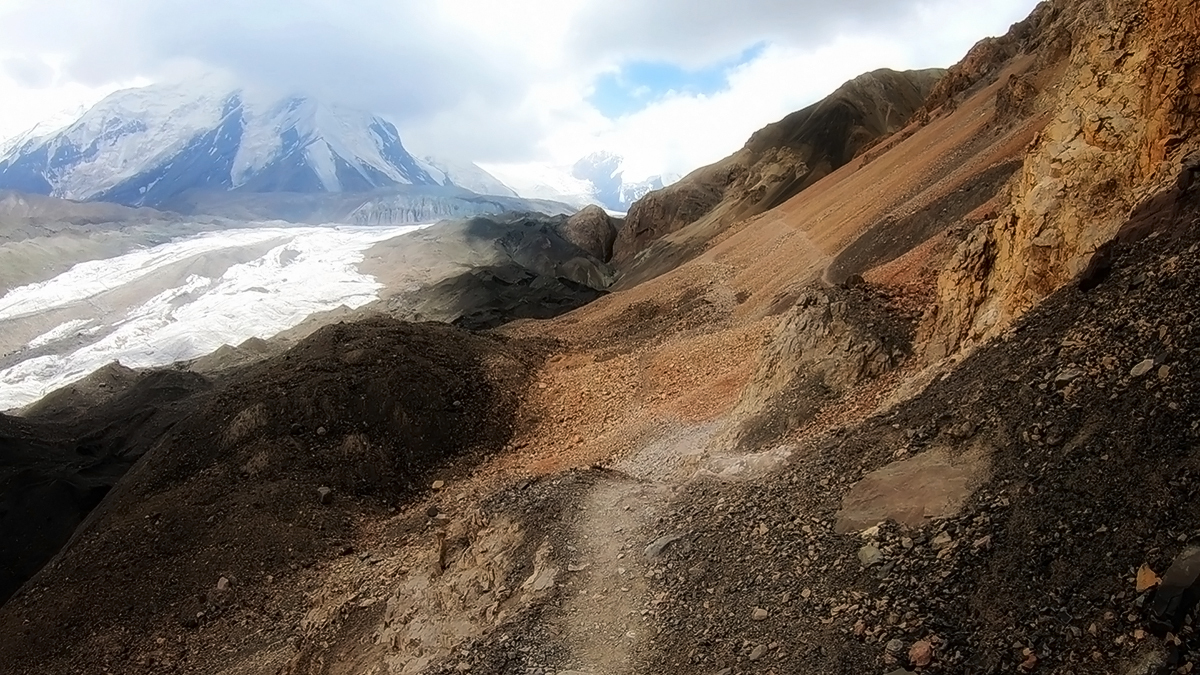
[611,67,944,283]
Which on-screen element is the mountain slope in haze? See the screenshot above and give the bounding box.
[0,190,248,295]
[611,67,945,281]
[0,104,88,159]
[569,151,680,212]
[417,155,517,197]
[0,82,448,208]
[484,152,680,212]
[160,184,576,225]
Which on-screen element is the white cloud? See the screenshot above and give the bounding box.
[0,0,1041,179]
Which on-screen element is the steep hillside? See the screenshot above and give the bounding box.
[921,0,1200,359]
[611,67,944,282]
[3,1,1200,674]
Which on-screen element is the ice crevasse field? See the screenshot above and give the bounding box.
[0,223,428,410]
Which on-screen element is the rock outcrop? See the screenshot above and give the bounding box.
[557,205,621,262]
[611,68,945,278]
[725,287,912,449]
[916,1,1069,117]
[922,0,1200,360]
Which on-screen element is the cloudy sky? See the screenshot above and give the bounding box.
[0,0,1039,181]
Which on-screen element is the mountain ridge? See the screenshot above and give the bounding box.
[0,83,517,208]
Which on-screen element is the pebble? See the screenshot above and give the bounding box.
[909,640,933,667]
[752,607,769,621]
[748,644,768,661]
[1053,367,1084,388]
[930,532,954,551]
[644,534,683,560]
[858,544,883,567]
[1130,359,1155,377]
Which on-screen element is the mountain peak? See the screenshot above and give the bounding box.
[0,82,444,207]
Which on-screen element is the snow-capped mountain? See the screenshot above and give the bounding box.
[417,155,516,198]
[0,104,89,160]
[0,81,508,208]
[483,152,679,213]
[478,162,599,210]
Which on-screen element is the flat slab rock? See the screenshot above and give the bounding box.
[835,448,989,534]
[1151,546,1200,632]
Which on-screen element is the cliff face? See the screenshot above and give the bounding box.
[916,1,1069,117]
[611,68,945,278]
[922,0,1200,359]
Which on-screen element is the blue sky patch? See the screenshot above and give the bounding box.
[589,42,767,118]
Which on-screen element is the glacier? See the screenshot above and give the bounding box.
[0,223,427,410]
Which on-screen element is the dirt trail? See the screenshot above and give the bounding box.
[548,422,799,673]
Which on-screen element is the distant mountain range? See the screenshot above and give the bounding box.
[0,81,455,208]
[0,80,677,217]
[483,151,679,213]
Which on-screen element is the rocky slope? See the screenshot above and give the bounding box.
[364,212,616,329]
[3,1,1200,674]
[921,0,1200,360]
[611,67,944,282]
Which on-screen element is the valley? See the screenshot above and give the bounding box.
[1,0,1200,673]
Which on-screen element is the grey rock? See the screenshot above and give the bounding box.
[886,638,906,655]
[644,534,683,560]
[748,644,768,661]
[858,544,883,567]
[1131,359,1155,377]
[1053,367,1085,389]
[1150,546,1200,633]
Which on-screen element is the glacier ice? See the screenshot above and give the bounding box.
[0,223,427,410]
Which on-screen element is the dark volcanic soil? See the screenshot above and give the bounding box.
[0,317,550,674]
[0,368,210,605]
